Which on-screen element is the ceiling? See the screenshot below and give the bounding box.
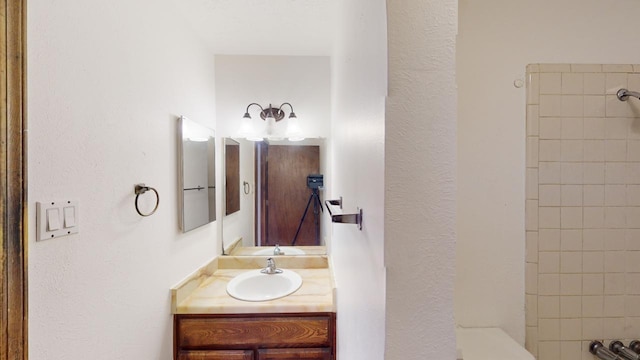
[170,0,336,56]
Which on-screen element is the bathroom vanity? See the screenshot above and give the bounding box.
[171,256,336,360]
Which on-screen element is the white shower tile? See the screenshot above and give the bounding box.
[628,185,640,206]
[526,294,538,326]
[583,117,605,139]
[627,140,640,161]
[583,229,605,251]
[603,64,633,73]
[562,73,583,95]
[583,273,604,295]
[561,163,583,184]
[603,295,625,317]
[540,140,561,161]
[527,64,540,73]
[626,163,640,184]
[540,207,560,229]
[604,229,626,250]
[571,64,602,73]
[539,296,560,318]
[526,327,538,357]
[582,252,603,273]
[526,200,539,231]
[628,74,640,93]
[605,118,631,139]
[603,317,626,340]
[561,118,583,139]
[625,317,640,339]
[583,95,606,117]
[561,207,583,229]
[630,119,640,139]
[604,206,626,228]
[604,184,626,206]
[539,319,561,341]
[541,73,562,94]
[583,163,605,184]
[561,252,582,273]
[561,185,582,206]
[626,251,640,272]
[540,229,561,251]
[561,229,582,251]
[560,274,582,295]
[560,319,581,341]
[583,73,606,95]
[604,251,625,273]
[540,162,562,184]
[583,140,605,162]
[527,105,540,136]
[540,252,560,273]
[625,295,640,316]
[528,72,540,105]
[526,231,538,263]
[606,95,635,117]
[540,117,562,139]
[526,168,539,199]
[627,229,640,250]
[583,185,604,206]
[527,137,539,168]
[604,140,627,162]
[604,163,626,184]
[539,341,560,360]
[540,95,563,116]
[527,263,539,294]
[633,64,640,72]
[540,64,571,73]
[561,140,584,161]
[539,273,560,295]
[582,296,604,318]
[562,96,584,117]
[540,185,561,206]
[627,207,640,229]
[604,273,625,295]
[583,207,605,229]
[626,273,640,294]
[582,318,604,339]
[606,73,629,94]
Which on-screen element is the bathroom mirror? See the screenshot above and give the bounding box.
[225,138,240,215]
[221,138,328,255]
[178,116,216,232]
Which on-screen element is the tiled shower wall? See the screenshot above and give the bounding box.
[525,64,640,360]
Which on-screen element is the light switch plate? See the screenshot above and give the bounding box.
[36,200,79,241]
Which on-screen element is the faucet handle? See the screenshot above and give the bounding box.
[274,244,285,255]
[261,257,282,274]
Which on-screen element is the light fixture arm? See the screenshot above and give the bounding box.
[244,103,264,118]
[279,102,296,118]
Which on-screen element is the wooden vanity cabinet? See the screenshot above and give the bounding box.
[174,313,336,360]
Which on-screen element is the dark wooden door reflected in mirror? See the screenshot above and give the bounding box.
[256,143,320,247]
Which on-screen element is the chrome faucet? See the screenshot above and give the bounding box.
[273,244,285,255]
[261,257,282,275]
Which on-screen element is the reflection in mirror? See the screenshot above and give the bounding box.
[222,138,327,254]
[178,116,216,232]
[225,138,240,215]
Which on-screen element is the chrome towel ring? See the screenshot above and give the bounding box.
[134,184,159,217]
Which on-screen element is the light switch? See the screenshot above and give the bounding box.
[37,200,79,241]
[63,206,76,228]
[46,208,61,231]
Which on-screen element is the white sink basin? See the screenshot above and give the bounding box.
[253,247,306,256]
[226,269,303,302]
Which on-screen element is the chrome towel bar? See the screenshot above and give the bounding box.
[325,197,363,231]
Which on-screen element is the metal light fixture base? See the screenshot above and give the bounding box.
[259,106,286,122]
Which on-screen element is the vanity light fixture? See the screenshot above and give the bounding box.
[240,102,304,142]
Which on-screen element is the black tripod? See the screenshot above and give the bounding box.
[291,188,323,245]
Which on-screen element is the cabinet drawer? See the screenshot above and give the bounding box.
[257,348,331,360]
[176,315,332,349]
[178,350,253,360]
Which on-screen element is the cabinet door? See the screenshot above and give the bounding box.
[178,350,253,360]
[257,348,332,360]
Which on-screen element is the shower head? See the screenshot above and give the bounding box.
[617,88,640,101]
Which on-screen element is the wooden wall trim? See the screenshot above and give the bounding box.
[1,0,28,358]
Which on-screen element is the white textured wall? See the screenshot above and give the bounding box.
[330,0,387,359]
[386,0,458,358]
[457,0,640,344]
[27,1,218,359]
